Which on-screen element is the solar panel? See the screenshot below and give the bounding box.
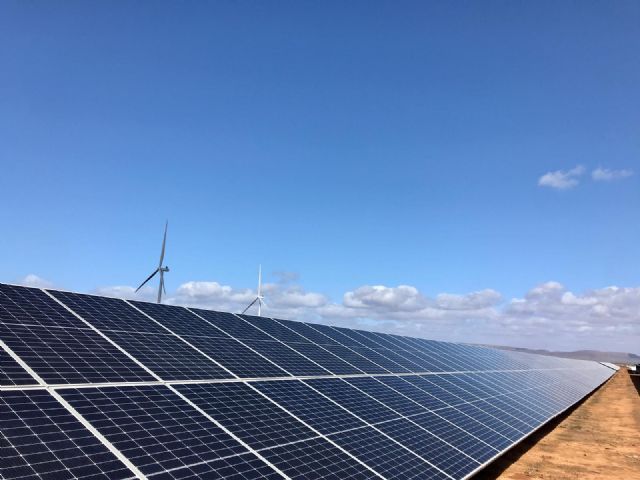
[99,330,233,381]
[252,380,367,435]
[0,323,155,384]
[0,389,133,480]
[0,348,36,385]
[0,282,617,480]
[174,382,317,449]
[328,426,450,479]
[259,437,377,480]
[59,385,249,477]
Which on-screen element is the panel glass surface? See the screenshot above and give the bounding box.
[189,309,273,341]
[253,380,367,435]
[344,377,427,416]
[329,426,450,480]
[1,390,133,480]
[304,378,400,424]
[0,349,36,385]
[60,385,248,477]
[132,301,227,338]
[0,284,83,329]
[0,323,155,384]
[241,339,330,376]
[49,290,167,334]
[174,382,316,449]
[102,330,233,380]
[183,335,289,378]
[260,437,378,480]
[145,452,282,480]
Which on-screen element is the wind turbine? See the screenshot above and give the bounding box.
[242,265,266,316]
[136,221,169,304]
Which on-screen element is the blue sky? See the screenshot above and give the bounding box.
[1,1,638,351]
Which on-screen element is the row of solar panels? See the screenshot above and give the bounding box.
[0,283,615,479]
[0,283,609,385]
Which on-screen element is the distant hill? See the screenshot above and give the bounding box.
[484,345,640,365]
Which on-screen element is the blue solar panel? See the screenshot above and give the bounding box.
[1,390,133,480]
[102,330,233,381]
[183,335,289,378]
[344,377,427,416]
[410,411,499,464]
[189,308,273,341]
[131,301,227,338]
[253,380,367,435]
[0,349,36,385]
[305,378,400,424]
[174,382,316,449]
[375,418,481,478]
[241,339,330,376]
[60,385,249,477]
[329,426,450,480]
[260,437,377,480]
[0,323,155,384]
[49,290,167,334]
[0,284,83,329]
[282,342,363,375]
[146,452,283,480]
[238,315,311,343]
[0,283,617,480]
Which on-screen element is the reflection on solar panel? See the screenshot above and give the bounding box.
[0,283,616,479]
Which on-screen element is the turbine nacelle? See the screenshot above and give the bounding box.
[135,221,169,304]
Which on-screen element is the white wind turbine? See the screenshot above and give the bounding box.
[135,221,169,304]
[242,265,266,316]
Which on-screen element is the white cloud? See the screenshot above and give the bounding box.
[538,165,585,190]
[19,274,54,288]
[591,167,634,182]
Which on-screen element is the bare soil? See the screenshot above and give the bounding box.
[474,369,640,480]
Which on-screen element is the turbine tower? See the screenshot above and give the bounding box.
[242,265,266,316]
[136,221,169,303]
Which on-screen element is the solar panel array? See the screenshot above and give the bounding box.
[0,283,615,480]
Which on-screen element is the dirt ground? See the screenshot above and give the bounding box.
[475,369,640,480]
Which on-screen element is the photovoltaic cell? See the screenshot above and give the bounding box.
[410,411,498,464]
[253,380,367,435]
[60,385,248,477]
[260,437,378,480]
[174,382,316,449]
[131,301,227,338]
[0,323,155,384]
[375,418,480,478]
[348,346,411,373]
[320,344,389,374]
[241,339,330,376]
[238,315,311,344]
[183,335,289,378]
[49,290,167,334]
[275,319,342,346]
[145,452,282,480]
[435,407,513,451]
[329,426,450,480]
[376,376,450,411]
[304,378,400,424]
[283,342,363,375]
[102,330,233,381]
[0,349,36,385]
[189,309,273,341]
[344,377,427,416]
[0,284,83,329]
[0,389,133,480]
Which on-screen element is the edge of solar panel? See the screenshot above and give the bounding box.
[0,282,618,480]
[460,365,612,479]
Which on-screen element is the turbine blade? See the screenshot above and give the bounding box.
[159,221,168,267]
[157,272,164,304]
[242,297,258,315]
[136,269,159,292]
